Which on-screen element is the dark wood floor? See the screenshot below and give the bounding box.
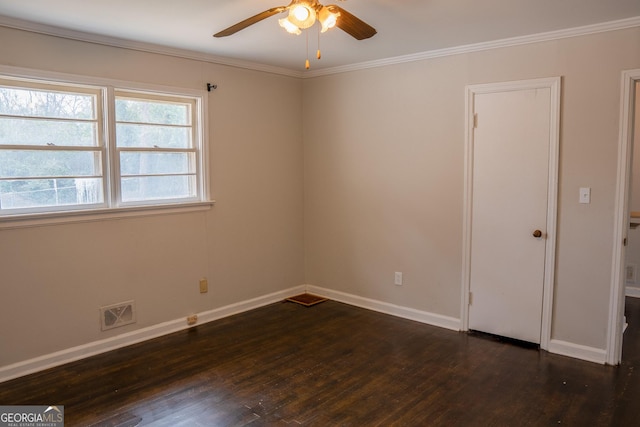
[2,298,640,426]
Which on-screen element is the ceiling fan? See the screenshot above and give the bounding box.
[213,0,377,41]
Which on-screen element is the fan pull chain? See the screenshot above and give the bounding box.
[317,24,321,60]
[305,30,310,69]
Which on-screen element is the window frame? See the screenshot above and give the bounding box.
[0,78,109,214]
[0,66,212,229]
[112,89,202,207]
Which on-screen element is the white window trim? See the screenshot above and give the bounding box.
[0,65,213,228]
[0,201,215,229]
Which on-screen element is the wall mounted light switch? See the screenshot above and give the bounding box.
[579,187,591,204]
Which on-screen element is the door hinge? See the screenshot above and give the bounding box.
[473,113,478,128]
[469,291,473,305]
[624,237,628,246]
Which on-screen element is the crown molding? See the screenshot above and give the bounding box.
[304,16,640,78]
[0,15,304,79]
[1,14,638,79]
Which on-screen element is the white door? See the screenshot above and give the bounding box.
[468,86,553,344]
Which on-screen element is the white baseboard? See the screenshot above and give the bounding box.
[547,339,607,365]
[305,285,461,331]
[2,283,609,382]
[626,286,640,298]
[0,285,306,384]
[306,285,610,365]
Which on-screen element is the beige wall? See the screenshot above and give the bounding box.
[1,23,640,370]
[0,27,305,367]
[303,28,640,350]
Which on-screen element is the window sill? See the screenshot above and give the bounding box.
[0,201,215,230]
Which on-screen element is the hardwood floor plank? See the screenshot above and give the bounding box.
[2,299,640,426]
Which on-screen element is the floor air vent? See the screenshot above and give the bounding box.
[100,300,136,331]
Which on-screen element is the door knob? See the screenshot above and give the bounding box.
[533,230,543,238]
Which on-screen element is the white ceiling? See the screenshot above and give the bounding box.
[1,0,639,73]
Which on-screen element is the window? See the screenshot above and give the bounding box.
[0,80,104,211]
[115,91,198,204]
[0,74,208,221]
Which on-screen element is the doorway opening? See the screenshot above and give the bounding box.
[461,77,561,350]
[610,70,640,365]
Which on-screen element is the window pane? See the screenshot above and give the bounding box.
[0,150,102,178]
[0,178,103,209]
[0,86,95,119]
[115,123,191,148]
[120,152,195,175]
[115,98,190,125]
[121,175,196,202]
[0,117,98,146]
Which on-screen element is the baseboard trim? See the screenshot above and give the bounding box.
[305,285,461,331]
[2,284,609,382]
[0,285,306,384]
[626,286,640,298]
[306,285,609,365]
[547,339,607,365]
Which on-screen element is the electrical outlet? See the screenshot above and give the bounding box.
[187,315,198,325]
[394,272,403,286]
[199,278,208,293]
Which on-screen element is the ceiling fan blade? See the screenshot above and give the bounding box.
[329,5,377,40]
[214,6,287,37]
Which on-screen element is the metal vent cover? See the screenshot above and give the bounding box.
[100,300,136,331]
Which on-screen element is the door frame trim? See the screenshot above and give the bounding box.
[608,69,640,365]
[461,77,561,350]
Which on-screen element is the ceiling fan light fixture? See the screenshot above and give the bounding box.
[292,5,310,21]
[213,0,377,70]
[279,17,301,35]
[287,2,316,30]
[318,6,340,33]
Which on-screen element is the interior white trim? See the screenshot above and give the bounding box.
[0,201,215,230]
[305,16,640,78]
[609,69,640,365]
[306,285,608,364]
[626,287,640,298]
[0,14,638,78]
[547,339,607,365]
[461,77,561,351]
[0,64,212,96]
[305,285,461,331]
[0,285,306,384]
[2,279,611,383]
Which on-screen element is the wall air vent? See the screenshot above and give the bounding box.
[100,300,136,331]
